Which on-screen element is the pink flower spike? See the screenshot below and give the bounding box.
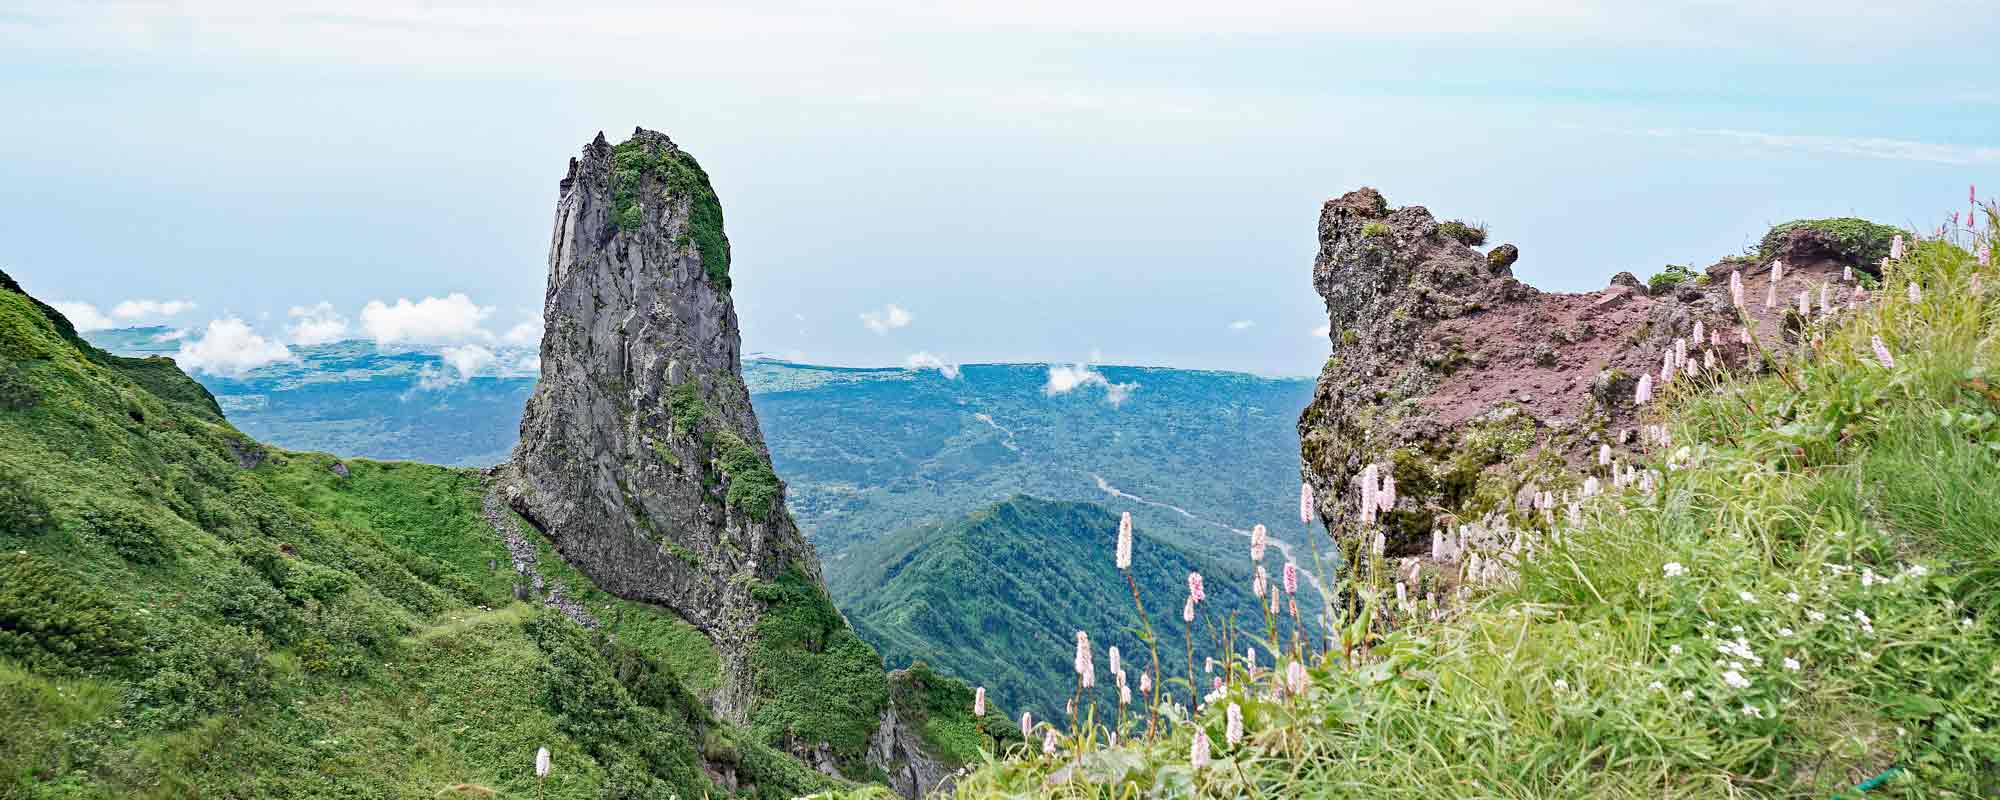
[1074,631,1095,688]
[974,687,985,716]
[1635,373,1654,405]
[1891,235,1905,261]
[1187,572,1205,603]
[1871,336,1896,369]
[1182,595,1195,623]
[1283,562,1299,595]
[1908,282,1922,304]
[1021,711,1033,739]
[1299,482,1314,524]
[1250,523,1267,562]
[1190,728,1211,769]
[1729,271,1744,307]
[1116,512,1133,570]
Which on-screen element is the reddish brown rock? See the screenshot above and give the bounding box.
[1297,190,1868,556]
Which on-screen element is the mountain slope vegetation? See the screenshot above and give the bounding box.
[0,270,836,799]
[909,216,2000,798]
[837,496,1276,722]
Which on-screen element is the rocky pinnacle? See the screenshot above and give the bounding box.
[506,128,819,724]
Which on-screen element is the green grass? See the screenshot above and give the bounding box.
[748,569,891,780]
[915,215,2000,798]
[0,269,833,798]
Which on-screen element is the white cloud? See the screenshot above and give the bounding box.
[416,343,496,390]
[859,304,913,334]
[111,299,197,319]
[175,318,293,376]
[286,302,351,345]
[1229,320,1255,331]
[1636,127,2000,165]
[904,351,962,379]
[153,329,189,342]
[359,293,494,344]
[50,301,116,332]
[1312,323,1332,338]
[502,318,544,346]
[1044,362,1139,406]
[503,353,542,376]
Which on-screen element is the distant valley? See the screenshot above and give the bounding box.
[89,327,1322,715]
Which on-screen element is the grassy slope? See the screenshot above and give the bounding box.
[0,272,833,800]
[928,223,2000,798]
[838,496,1266,723]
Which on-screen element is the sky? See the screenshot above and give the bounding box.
[2,1,1996,377]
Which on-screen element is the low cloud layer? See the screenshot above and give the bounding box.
[287,302,351,345]
[112,299,197,319]
[859,304,913,334]
[50,301,116,332]
[904,351,962,379]
[360,293,494,344]
[175,317,293,376]
[1045,362,1138,406]
[502,318,543,346]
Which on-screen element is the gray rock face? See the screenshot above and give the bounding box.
[868,692,953,799]
[508,129,818,724]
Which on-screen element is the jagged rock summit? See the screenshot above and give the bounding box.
[501,129,987,792]
[507,128,798,722]
[1297,188,1887,554]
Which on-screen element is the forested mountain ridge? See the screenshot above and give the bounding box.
[837,495,1276,722]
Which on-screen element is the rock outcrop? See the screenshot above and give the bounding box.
[503,129,973,794]
[1297,188,1876,553]
[508,128,799,722]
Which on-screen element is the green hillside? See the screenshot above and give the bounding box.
[901,225,2000,796]
[838,496,1290,722]
[0,271,836,799]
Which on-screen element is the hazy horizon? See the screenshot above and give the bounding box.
[6,1,1996,376]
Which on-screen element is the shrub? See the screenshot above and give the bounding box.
[126,621,275,729]
[0,552,144,675]
[714,430,781,521]
[1646,263,1699,293]
[0,362,38,411]
[72,497,174,564]
[0,461,51,534]
[1436,219,1488,246]
[1360,221,1392,239]
[1758,217,1902,268]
